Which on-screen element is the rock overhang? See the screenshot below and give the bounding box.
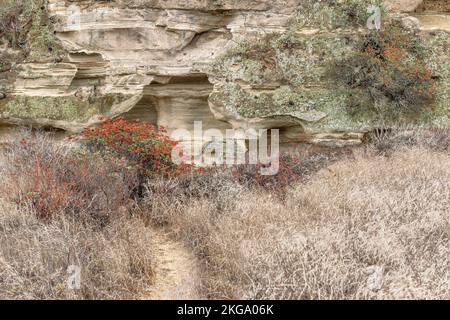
[0,0,448,147]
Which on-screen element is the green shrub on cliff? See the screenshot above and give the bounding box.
[0,0,64,63]
[209,0,446,130]
[331,24,437,117]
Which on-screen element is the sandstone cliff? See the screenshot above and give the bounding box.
[0,0,449,146]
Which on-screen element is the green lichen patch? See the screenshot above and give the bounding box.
[211,32,362,88]
[0,94,129,122]
[210,29,368,123]
[25,0,65,63]
[421,31,450,127]
[303,88,377,132]
[0,0,65,64]
[291,0,385,30]
[209,0,449,132]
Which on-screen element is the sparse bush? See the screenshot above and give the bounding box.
[229,154,302,195]
[0,0,31,49]
[143,170,245,226]
[0,131,139,222]
[368,125,450,154]
[332,25,436,116]
[144,152,304,221]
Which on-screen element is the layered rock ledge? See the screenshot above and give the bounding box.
[0,0,449,147]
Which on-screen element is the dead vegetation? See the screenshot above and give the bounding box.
[0,200,155,299]
[142,128,450,299]
[0,128,449,299]
[0,131,155,299]
[0,0,65,68]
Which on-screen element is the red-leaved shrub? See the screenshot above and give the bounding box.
[82,118,191,176]
[230,154,302,195]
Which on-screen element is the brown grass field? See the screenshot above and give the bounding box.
[0,128,449,299]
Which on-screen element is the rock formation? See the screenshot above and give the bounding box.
[0,0,449,147]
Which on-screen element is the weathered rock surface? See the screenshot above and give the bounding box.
[384,0,423,12]
[0,0,449,147]
[413,13,450,31]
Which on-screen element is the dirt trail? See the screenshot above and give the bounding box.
[144,229,203,300]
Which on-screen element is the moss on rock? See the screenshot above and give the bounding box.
[25,0,66,63]
[0,94,129,122]
[0,0,65,65]
[421,31,450,127]
[209,0,449,132]
[291,0,385,30]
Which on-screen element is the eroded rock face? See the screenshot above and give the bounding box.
[1,0,299,137]
[383,0,423,12]
[0,0,449,147]
[416,0,450,12]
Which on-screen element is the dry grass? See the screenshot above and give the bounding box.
[144,143,450,299]
[0,201,154,299]
[367,126,450,155]
[0,128,448,299]
[0,131,155,299]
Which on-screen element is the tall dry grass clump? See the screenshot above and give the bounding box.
[0,131,155,299]
[368,126,450,155]
[0,201,154,299]
[145,145,450,299]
